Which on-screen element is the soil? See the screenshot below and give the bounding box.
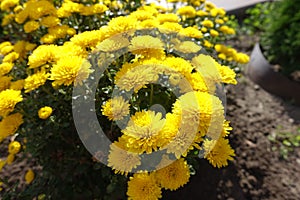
[1,35,300,199]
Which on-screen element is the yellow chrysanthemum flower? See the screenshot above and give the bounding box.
[8,141,21,154]
[130,10,154,21]
[70,30,104,49]
[179,27,203,39]
[24,20,40,33]
[28,45,59,68]
[101,96,130,121]
[129,35,164,58]
[202,19,214,28]
[164,56,193,76]
[25,169,35,184]
[24,69,49,93]
[172,91,224,140]
[97,35,130,52]
[81,4,108,16]
[216,64,237,85]
[108,142,141,175]
[203,138,235,168]
[40,16,60,27]
[105,16,138,38]
[50,57,92,87]
[162,125,203,158]
[115,65,159,92]
[210,29,219,37]
[38,106,53,119]
[127,172,162,200]
[0,89,23,116]
[0,0,19,11]
[173,40,201,54]
[154,158,190,190]
[221,120,233,137]
[3,52,19,63]
[120,110,166,154]
[191,54,222,83]
[157,13,179,24]
[0,45,14,55]
[0,113,23,141]
[177,6,196,18]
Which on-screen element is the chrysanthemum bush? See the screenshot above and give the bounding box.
[0,0,249,199]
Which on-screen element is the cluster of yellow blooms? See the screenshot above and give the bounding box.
[0,0,249,199]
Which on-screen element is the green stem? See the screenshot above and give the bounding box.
[150,84,154,106]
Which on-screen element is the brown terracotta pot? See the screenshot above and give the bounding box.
[246,43,300,104]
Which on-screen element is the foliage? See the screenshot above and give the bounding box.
[260,0,300,77]
[268,126,300,160]
[0,0,249,199]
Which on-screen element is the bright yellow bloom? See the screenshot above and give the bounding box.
[164,56,193,76]
[159,22,182,34]
[107,142,141,175]
[25,169,35,184]
[130,10,154,21]
[97,35,130,52]
[3,52,19,63]
[0,89,23,116]
[129,35,164,58]
[105,16,137,37]
[179,27,203,39]
[24,69,49,93]
[210,29,219,37]
[50,57,92,87]
[173,41,202,54]
[28,45,59,68]
[154,158,190,190]
[204,138,235,168]
[218,53,226,60]
[24,21,40,33]
[202,19,214,28]
[81,4,108,16]
[221,120,233,137]
[0,113,23,140]
[203,40,213,48]
[70,30,104,49]
[115,65,159,92]
[120,110,166,154]
[0,45,14,55]
[0,41,11,49]
[177,6,196,18]
[157,13,179,24]
[38,106,53,119]
[40,16,60,28]
[127,172,162,200]
[101,96,130,121]
[197,10,208,17]
[8,141,21,154]
[0,0,19,11]
[217,64,237,84]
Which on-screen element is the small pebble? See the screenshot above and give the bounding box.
[254,85,260,90]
